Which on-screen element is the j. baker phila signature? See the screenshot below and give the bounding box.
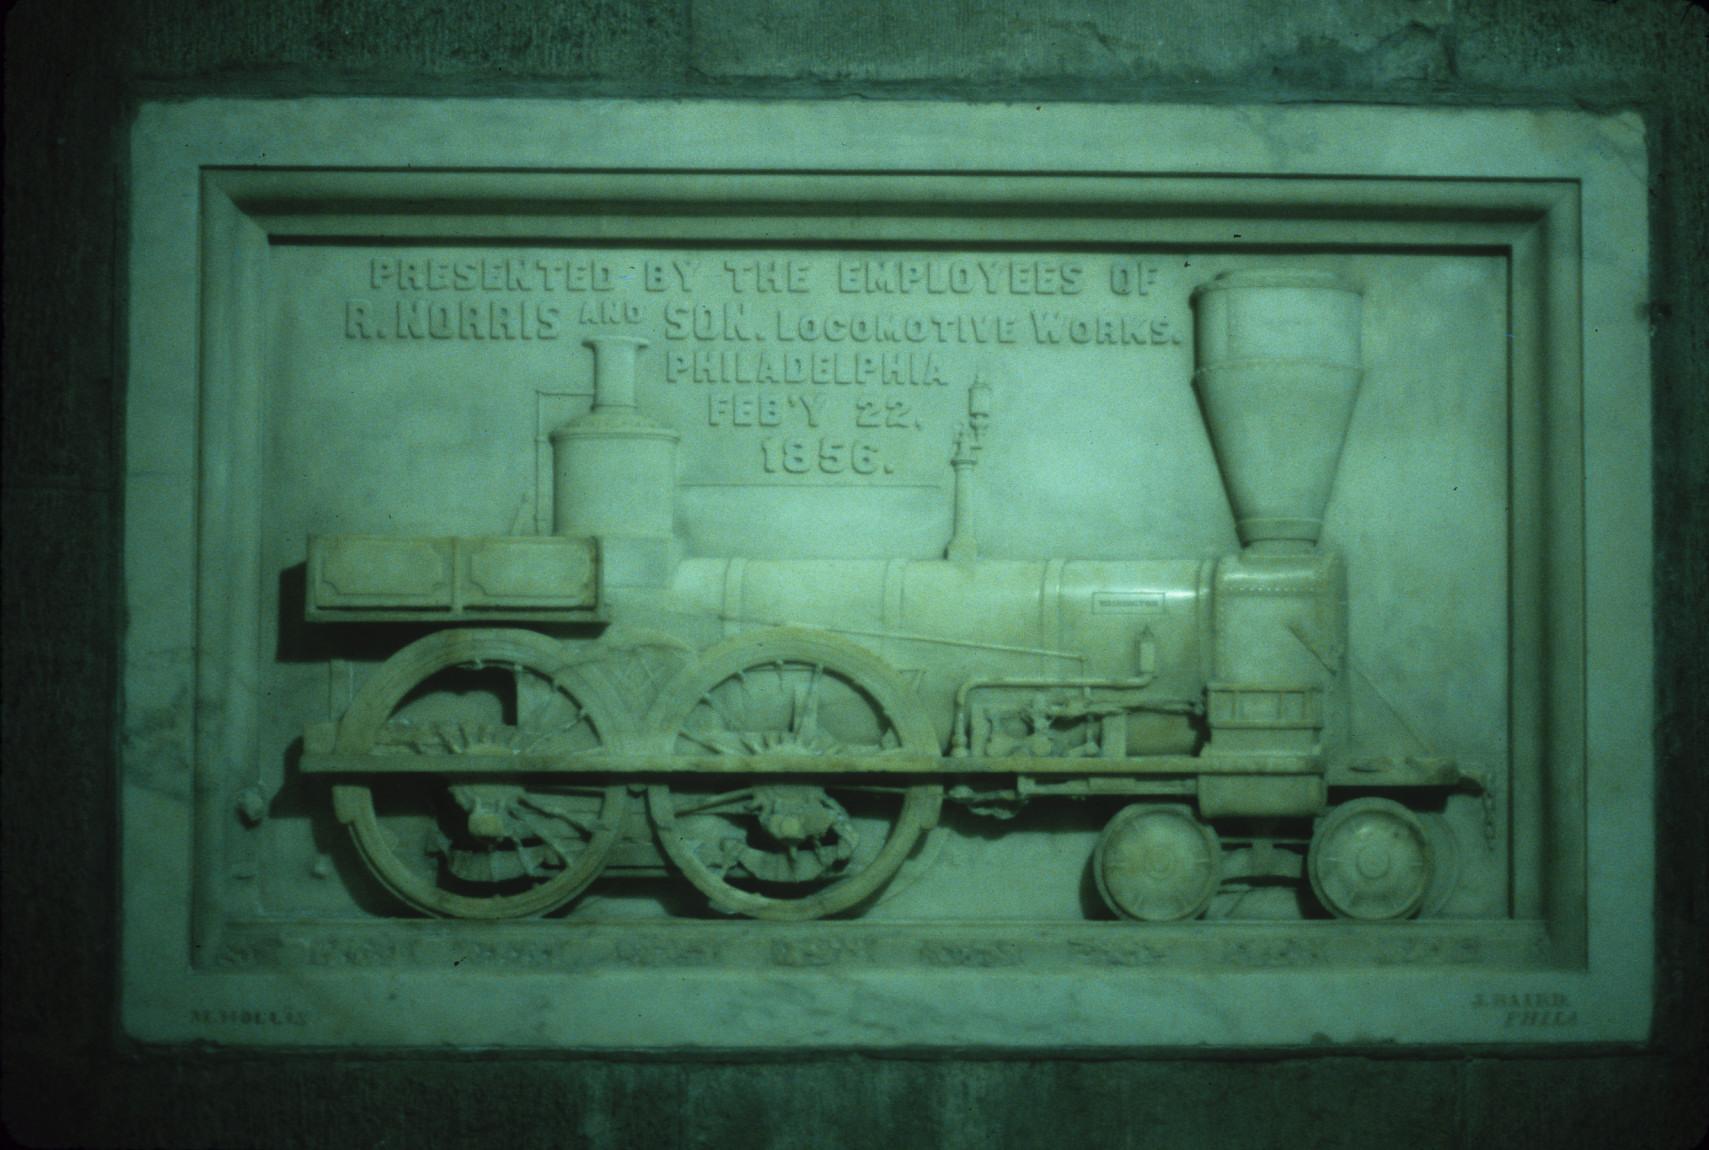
[1472,991,1577,1028]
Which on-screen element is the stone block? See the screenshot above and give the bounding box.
[114,0,690,80]
[692,0,1452,87]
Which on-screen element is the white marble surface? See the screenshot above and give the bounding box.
[122,99,1652,1048]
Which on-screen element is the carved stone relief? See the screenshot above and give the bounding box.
[121,100,1654,1048]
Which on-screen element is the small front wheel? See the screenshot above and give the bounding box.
[1094,804,1223,922]
[1307,797,1432,921]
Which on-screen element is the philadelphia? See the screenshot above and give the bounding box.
[664,347,947,386]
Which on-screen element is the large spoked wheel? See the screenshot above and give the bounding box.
[643,628,943,921]
[330,629,634,919]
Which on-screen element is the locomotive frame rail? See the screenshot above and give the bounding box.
[296,750,1324,776]
[295,752,1466,789]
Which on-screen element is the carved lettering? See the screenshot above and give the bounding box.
[372,256,625,292]
[644,259,697,292]
[918,940,1023,968]
[1504,1009,1579,1027]
[724,258,812,293]
[1109,260,1161,295]
[1030,310,1180,345]
[664,301,760,341]
[212,941,267,969]
[346,298,567,341]
[761,436,887,476]
[581,299,644,325]
[773,309,1023,345]
[305,935,422,967]
[1219,937,1327,967]
[835,258,1088,296]
[853,398,921,429]
[460,940,572,969]
[708,392,784,427]
[769,937,879,966]
[1471,991,1577,1027]
[346,249,1185,491]
[613,938,725,967]
[1377,935,1483,965]
[793,393,826,428]
[190,1006,310,1027]
[664,349,946,386]
[1067,938,1168,967]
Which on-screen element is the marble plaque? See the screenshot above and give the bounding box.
[122,100,1653,1048]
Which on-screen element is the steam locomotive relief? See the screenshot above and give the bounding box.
[297,269,1478,924]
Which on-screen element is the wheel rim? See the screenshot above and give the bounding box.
[1307,797,1432,921]
[1094,804,1222,922]
[331,629,633,919]
[643,628,942,921]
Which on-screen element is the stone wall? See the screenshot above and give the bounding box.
[3,1,1704,1146]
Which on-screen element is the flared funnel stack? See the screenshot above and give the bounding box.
[1191,270,1362,552]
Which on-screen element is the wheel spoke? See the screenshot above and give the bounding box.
[704,689,743,733]
[678,727,746,755]
[793,663,824,744]
[516,794,600,830]
[511,808,588,865]
[517,705,586,752]
[671,788,759,816]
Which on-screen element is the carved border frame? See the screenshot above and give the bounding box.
[122,100,1652,1048]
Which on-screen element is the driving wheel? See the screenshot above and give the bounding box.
[643,628,942,920]
[330,628,633,919]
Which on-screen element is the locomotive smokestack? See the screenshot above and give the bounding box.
[584,334,645,412]
[1190,270,1362,553]
[550,337,679,585]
